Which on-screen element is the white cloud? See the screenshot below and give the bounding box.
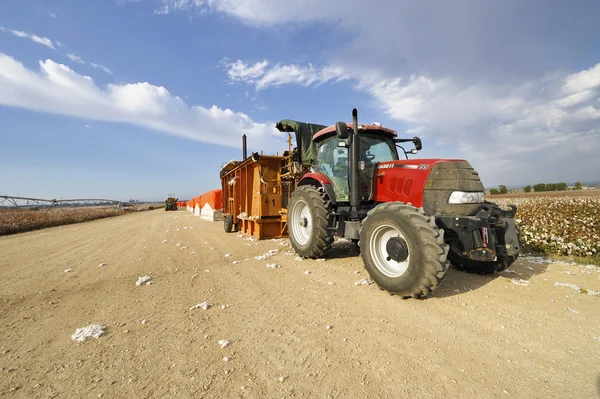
[0,53,280,150]
[226,59,268,83]
[154,0,206,15]
[154,0,338,22]
[367,66,600,147]
[6,29,56,49]
[49,12,57,18]
[90,63,113,76]
[256,64,346,89]
[367,66,600,184]
[67,54,85,64]
[224,60,346,90]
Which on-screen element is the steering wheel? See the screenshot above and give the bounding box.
[366,152,376,161]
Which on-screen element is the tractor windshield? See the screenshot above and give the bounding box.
[359,134,398,164]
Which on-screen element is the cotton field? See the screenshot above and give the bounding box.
[493,196,600,259]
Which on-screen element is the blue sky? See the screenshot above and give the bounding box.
[1,0,599,201]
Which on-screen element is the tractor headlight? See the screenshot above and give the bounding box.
[448,191,486,204]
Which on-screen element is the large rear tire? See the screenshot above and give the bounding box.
[359,202,449,298]
[288,186,333,258]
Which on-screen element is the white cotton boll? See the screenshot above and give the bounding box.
[71,324,106,342]
[255,249,279,260]
[136,276,152,286]
[190,301,211,310]
[218,339,230,349]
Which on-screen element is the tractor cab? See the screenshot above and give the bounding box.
[313,126,400,203]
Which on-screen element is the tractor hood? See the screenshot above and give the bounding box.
[373,159,485,216]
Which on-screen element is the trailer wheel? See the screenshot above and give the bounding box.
[288,186,333,258]
[359,203,449,298]
[224,214,234,233]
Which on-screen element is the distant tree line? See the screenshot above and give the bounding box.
[524,182,581,192]
[489,185,508,195]
[489,182,583,195]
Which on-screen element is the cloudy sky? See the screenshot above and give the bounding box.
[1,0,599,200]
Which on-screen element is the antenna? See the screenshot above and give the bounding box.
[357,108,371,125]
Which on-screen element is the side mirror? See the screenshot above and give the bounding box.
[336,121,349,139]
[412,137,422,151]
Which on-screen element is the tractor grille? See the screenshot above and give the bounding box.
[423,161,484,216]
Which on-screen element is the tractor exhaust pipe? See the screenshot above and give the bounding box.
[350,108,361,219]
[242,134,247,160]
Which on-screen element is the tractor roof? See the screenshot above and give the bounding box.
[313,124,397,141]
[275,119,398,166]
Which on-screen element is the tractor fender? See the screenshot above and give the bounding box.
[298,173,337,205]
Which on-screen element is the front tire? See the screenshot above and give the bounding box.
[288,186,333,258]
[359,203,449,298]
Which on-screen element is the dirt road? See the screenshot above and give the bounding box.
[1,210,599,398]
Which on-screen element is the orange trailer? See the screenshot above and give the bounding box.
[220,154,288,239]
[220,120,327,239]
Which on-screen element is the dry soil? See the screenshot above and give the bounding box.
[1,210,599,398]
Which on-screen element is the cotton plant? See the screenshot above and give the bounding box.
[494,197,600,258]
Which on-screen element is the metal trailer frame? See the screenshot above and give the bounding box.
[221,154,289,240]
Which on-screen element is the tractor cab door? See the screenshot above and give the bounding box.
[359,135,399,201]
[316,136,349,202]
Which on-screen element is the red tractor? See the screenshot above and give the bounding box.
[287,109,521,298]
